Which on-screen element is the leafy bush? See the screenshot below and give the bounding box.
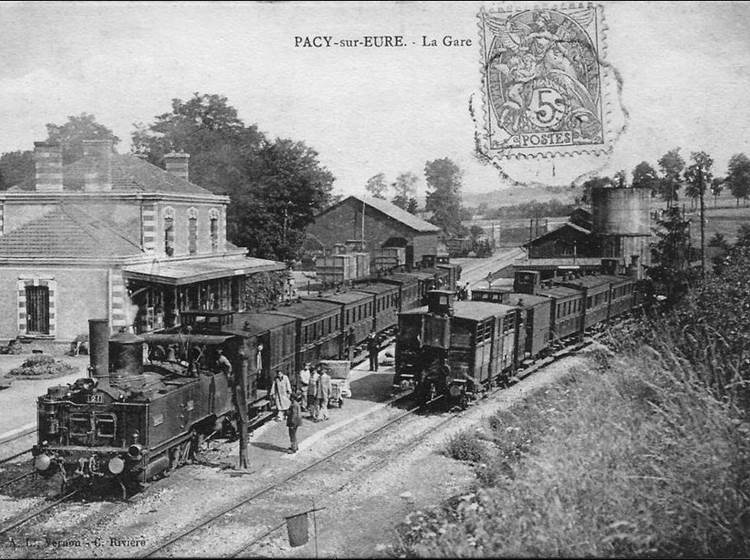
[9,355,76,378]
[443,429,489,463]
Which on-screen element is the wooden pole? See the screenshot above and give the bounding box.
[699,166,706,280]
[236,352,249,469]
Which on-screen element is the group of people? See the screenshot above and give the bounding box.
[269,364,333,454]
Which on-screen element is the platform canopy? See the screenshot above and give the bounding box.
[123,255,285,286]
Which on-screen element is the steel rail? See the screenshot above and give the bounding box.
[0,489,80,536]
[140,393,440,558]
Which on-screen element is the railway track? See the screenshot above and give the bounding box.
[0,489,80,536]
[0,428,35,465]
[139,335,595,558]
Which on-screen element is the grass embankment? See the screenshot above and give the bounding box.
[398,344,750,557]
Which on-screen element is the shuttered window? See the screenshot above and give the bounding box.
[25,285,50,334]
[188,217,198,255]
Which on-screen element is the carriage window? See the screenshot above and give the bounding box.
[96,414,116,437]
[439,296,448,305]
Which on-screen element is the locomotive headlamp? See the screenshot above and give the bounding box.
[34,454,51,471]
[108,456,125,475]
[128,444,143,460]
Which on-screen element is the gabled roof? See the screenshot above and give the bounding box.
[319,195,440,233]
[0,204,143,259]
[16,153,215,196]
[524,222,592,247]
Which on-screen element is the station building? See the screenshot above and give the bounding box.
[305,195,441,269]
[0,140,285,348]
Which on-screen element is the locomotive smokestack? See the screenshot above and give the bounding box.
[89,319,110,381]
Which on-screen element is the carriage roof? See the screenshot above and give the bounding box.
[303,290,372,305]
[268,299,341,320]
[229,312,297,335]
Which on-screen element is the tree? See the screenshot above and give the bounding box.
[613,170,626,188]
[0,150,33,190]
[632,161,659,196]
[424,158,463,236]
[0,113,119,188]
[406,198,419,214]
[649,206,694,304]
[46,113,120,163]
[726,153,750,207]
[133,93,335,262]
[658,148,685,207]
[391,172,419,211]
[735,223,750,248]
[684,151,713,210]
[364,173,388,199]
[710,177,724,207]
[580,176,614,206]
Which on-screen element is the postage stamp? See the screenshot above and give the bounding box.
[477,3,612,160]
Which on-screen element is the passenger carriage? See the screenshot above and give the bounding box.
[354,281,401,334]
[303,290,373,358]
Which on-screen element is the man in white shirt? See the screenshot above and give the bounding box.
[298,362,311,411]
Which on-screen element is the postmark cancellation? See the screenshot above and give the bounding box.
[478,4,615,160]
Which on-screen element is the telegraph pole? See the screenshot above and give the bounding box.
[699,166,706,280]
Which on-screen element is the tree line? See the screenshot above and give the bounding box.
[0,94,335,263]
[365,157,466,238]
[580,148,750,209]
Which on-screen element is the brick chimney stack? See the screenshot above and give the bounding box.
[82,139,113,192]
[164,152,190,181]
[33,142,63,192]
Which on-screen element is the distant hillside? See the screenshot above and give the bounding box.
[463,185,579,209]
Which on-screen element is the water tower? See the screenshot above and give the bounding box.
[591,186,651,279]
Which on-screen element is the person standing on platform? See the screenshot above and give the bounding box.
[307,367,320,420]
[286,393,302,454]
[317,367,332,421]
[298,363,311,412]
[367,331,379,372]
[271,370,292,421]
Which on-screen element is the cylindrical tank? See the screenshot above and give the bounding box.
[592,186,651,235]
[109,331,144,381]
[89,319,110,380]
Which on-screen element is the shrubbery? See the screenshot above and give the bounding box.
[8,354,76,378]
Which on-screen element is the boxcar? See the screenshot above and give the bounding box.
[498,292,552,359]
[380,272,422,311]
[395,291,520,406]
[303,290,373,357]
[556,275,613,331]
[231,312,297,391]
[355,281,401,333]
[269,299,342,371]
[538,284,584,342]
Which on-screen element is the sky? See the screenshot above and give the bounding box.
[1,1,749,199]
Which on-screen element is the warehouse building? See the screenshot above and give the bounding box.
[305,195,441,269]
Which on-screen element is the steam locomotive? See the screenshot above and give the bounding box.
[31,264,461,496]
[394,265,640,407]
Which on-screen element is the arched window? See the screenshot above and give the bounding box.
[209,208,220,252]
[163,207,175,256]
[188,207,198,255]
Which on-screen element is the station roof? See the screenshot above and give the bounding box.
[15,153,216,196]
[123,255,284,285]
[0,204,142,259]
